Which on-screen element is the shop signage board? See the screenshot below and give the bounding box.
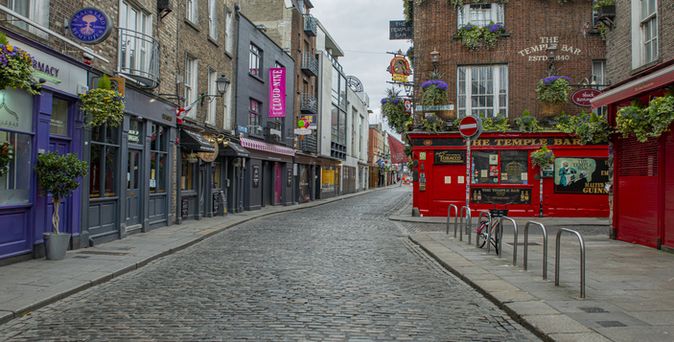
[570,88,602,107]
[389,20,413,40]
[69,8,112,44]
[294,128,312,135]
[434,151,466,165]
[412,137,590,147]
[268,68,286,118]
[472,188,532,204]
[554,157,609,194]
[518,36,583,62]
[388,55,411,83]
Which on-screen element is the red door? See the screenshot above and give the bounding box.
[663,132,674,248]
[274,163,282,205]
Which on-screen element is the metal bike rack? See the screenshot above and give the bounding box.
[555,228,586,298]
[497,217,518,265]
[446,204,458,235]
[459,206,471,242]
[476,211,491,249]
[523,221,548,280]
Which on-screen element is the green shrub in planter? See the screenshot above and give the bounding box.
[80,75,125,127]
[479,114,510,132]
[615,95,674,143]
[515,110,542,132]
[36,152,88,234]
[531,145,555,168]
[555,112,609,144]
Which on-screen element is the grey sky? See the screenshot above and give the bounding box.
[312,0,411,134]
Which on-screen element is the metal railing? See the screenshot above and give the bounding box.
[555,228,586,298]
[459,206,471,242]
[303,14,317,36]
[118,27,160,89]
[446,204,458,235]
[299,133,317,154]
[300,94,318,113]
[476,211,491,249]
[523,221,548,280]
[497,217,518,265]
[301,53,319,77]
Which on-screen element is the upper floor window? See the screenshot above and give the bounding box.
[641,0,658,64]
[119,2,153,78]
[9,0,49,38]
[457,3,504,28]
[186,0,198,24]
[457,64,508,118]
[249,44,262,77]
[249,99,261,132]
[224,8,234,54]
[184,56,198,117]
[208,0,218,41]
[206,68,217,125]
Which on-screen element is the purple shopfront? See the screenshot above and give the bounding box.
[0,31,88,262]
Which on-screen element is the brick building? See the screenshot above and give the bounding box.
[368,124,386,188]
[409,0,607,120]
[592,0,674,249]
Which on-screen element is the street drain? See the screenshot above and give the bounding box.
[72,255,90,259]
[580,307,608,313]
[77,250,129,256]
[597,320,626,327]
[506,242,540,246]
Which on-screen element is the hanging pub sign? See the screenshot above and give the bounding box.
[434,151,466,165]
[554,157,609,195]
[389,20,413,40]
[388,55,411,83]
[197,138,219,163]
[472,188,532,204]
[69,8,113,44]
[268,68,286,118]
[570,88,602,107]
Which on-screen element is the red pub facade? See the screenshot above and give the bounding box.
[409,132,609,217]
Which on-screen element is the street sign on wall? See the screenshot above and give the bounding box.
[389,20,413,40]
[571,88,602,107]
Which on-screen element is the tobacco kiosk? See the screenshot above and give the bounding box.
[409,132,609,217]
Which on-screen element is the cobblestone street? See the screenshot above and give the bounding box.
[0,188,537,341]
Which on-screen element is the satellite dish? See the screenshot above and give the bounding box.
[346,76,364,93]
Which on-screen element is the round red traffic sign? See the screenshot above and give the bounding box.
[459,116,481,139]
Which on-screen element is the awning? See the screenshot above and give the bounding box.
[180,130,216,152]
[221,142,250,158]
[592,63,674,108]
[240,137,295,156]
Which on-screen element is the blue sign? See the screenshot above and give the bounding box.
[238,125,249,134]
[69,8,112,44]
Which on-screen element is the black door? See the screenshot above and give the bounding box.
[125,148,142,230]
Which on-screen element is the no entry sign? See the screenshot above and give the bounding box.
[459,116,482,139]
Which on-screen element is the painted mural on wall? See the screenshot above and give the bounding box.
[554,158,609,194]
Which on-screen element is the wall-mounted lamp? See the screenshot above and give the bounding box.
[200,74,231,105]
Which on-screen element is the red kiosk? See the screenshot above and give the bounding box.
[409,131,609,217]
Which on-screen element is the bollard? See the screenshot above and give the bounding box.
[446,204,458,235]
[555,228,586,299]
[523,221,548,280]
[498,217,518,265]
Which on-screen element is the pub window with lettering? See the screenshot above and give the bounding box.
[0,89,33,205]
[472,150,528,185]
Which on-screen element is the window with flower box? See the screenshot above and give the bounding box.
[457,3,504,28]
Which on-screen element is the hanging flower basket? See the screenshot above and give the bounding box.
[530,145,555,168]
[0,142,14,177]
[536,76,571,117]
[0,33,40,95]
[420,79,456,121]
[79,75,125,127]
[381,88,412,134]
[616,95,674,143]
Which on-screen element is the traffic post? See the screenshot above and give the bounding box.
[458,116,482,209]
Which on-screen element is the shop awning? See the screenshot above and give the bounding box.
[180,130,216,152]
[240,137,295,156]
[592,63,674,108]
[221,142,250,158]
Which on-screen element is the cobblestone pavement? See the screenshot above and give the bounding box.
[0,187,537,341]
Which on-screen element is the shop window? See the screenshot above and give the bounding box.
[89,125,119,198]
[50,98,70,136]
[0,89,33,205]
[150,124,167,193]
[212,162,222,189]
[181,160,195,191]
[128,119,143,144]
[472,150,528,185]
[457,3,504,28]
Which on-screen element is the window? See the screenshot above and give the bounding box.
[119,1,153,78]
[457,65,508,118]
[149,124,167,193]
[331,105,339,143]
[50,98,70,136]
[249,44,262,77]
[181,160,195,190]
[206,68,217,125]
[1,89,33,205]
[9,0,49,38]
[223,81,233,130]
[351,108,358,156]
[184,56,198,117]
[640,0,658,64]
[592,60,606,86]
[90,125,119,198]
[186,0,198,24]
[249,99,261,133]
[208,0,218,40]
[224,8,234,54]
[457,3,504,28]
[472,151,528,185]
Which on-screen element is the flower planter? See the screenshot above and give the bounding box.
[539,102,564,118]
[43,233,71,260]
[597,5,616,19]
[434,109,457,121]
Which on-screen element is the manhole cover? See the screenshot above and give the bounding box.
[580,307,608,313]
[597,320,626,327]
[77,250,128,256]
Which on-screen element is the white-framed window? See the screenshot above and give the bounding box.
[186,0,198,24]
[457,65,508,118]
[641,0,658,64]
[208,0,218,41]
[119,1,153,77]
[592,60,606,87]
[457,3,504,28]
[223,82,233,130]
[9,0,49,38]
[184,56,198,118]
[206,68,217,125]
[224,7,234,54]
[249,44,262,77]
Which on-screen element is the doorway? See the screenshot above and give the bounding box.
[125,148,143,230]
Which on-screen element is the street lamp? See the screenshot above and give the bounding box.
[430,49,440,73]
[200,74,231,105]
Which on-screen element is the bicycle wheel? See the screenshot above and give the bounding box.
[477,222,488,248]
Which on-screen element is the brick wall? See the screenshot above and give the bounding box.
[411,0,606,120]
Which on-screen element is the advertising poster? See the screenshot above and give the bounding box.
[554,158,609,194]
[321,169,335,193]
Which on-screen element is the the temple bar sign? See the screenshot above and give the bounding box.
[389,20,413,40]
[472,137,583,147]
[519,36,582,62]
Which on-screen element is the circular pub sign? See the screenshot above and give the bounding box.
[459,116,482,139]
[69,8,112,44]
[571,88,602,107]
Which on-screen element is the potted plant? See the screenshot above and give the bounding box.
[594,0,615,18]
[555,112,610,144]
[531,145,555,168]
[381,88,412,134]
[515,110,542,132]
[79,75,125,127]
[480,114,510,132]
[36,152,88,260]
[0,142,13,177]
[0,33,41,94]
[536,75,571,117]
[420,75,455,121]
[456,22,506,50]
